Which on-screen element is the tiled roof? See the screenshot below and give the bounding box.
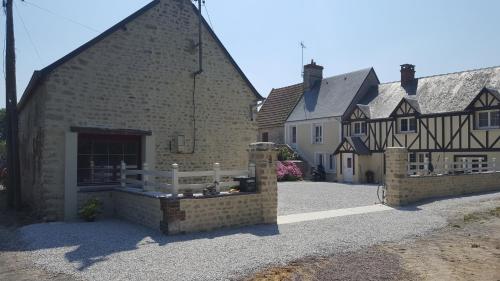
[360,66,500,119]
[257,83,303,129]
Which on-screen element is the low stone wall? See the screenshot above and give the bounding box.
[161,193,263,234]
[113,190,163,230]
[160,142,278,235]
[385,147,500,206]
[77,188,163,230]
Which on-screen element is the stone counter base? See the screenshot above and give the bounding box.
[76,142,278,234]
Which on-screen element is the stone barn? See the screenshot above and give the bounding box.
[17,0,263,220]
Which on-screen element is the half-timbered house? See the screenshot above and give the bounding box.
[335,64,500,183]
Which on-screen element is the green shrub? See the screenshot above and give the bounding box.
[277,146,299,161]
[78,198,102,222]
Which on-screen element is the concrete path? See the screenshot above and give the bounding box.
[278,204,394,225]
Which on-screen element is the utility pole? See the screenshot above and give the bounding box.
[4,0,22,209]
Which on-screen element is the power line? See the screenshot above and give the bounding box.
[21,0,99,33]
[203,1,214,31]
[14,0,42,64]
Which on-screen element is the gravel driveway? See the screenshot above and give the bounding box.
[278,181,380,215]
[18,190,500,281]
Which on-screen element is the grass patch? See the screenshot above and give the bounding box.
[488,207,500,217]
[463,213,481,223]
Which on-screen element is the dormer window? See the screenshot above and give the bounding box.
[353,121,367,136]
[477,110,500,129]
[399,117,417,133]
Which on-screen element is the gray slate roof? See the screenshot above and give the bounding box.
[287,68,373,121]
[346,136,370,155]
[360,66,500,119]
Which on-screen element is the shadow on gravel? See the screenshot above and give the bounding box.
[19,219,280,271]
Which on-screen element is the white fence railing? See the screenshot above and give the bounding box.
[120,162,256,196]
[407,157,498,176]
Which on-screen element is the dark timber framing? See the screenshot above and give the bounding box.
[338,87,500,154]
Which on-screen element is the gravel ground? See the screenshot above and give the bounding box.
[278,181,380,215]
[18,189,500,281]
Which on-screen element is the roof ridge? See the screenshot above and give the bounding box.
[270,82,303,92]
[381,65,500,85]
[270,67,373,93]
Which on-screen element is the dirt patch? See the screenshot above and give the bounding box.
[245,207,500,281]
[0,209,79,281]
[384,207,500,281]
[244,248,415,281]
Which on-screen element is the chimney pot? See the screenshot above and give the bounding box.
[401,64,416,87]
[303,59,323,92]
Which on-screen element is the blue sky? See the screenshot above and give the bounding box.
[1,0,500,108]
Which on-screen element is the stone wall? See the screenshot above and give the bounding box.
[385,147,500,206]
[18,84,47,216]
[161,194,262,234]
[18,0,261,220]
[160,142,278,235]
[113,190,163,230]
[258,126,284,144]
[77,189,163,230]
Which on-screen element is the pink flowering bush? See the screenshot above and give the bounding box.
[276,161,303,181]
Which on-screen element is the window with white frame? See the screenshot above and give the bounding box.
[291,126,297,144]
[328,154,336,171]
[353,121,367,136]
[312,124,323,144]
[408,152,429,175]
[399,117,417,133]
[477,110,500,129]
[314,152,324,168]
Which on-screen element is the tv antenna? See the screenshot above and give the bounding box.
[300,41,306,77]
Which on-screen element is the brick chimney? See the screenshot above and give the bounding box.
[400,64,415,87]
[303,60,323,92]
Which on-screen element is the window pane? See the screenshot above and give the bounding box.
[109,142,124,155]
[409,153,416,163]
[262,132,268,142]
[77,134,141,186]
[93,140,108,154]
[78,139,92,154]
[347,158,352,168]
[479,112,489,127]
[418,154,423,162]
[124,142,139,154]
[362,122,367,134]
[354,123,360,134]
[93,155,109,168]
[490,111,500,127]
[292,127,297,143]
[410,118,417,131]
[329,154,334,170]
[401,119,408,132]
